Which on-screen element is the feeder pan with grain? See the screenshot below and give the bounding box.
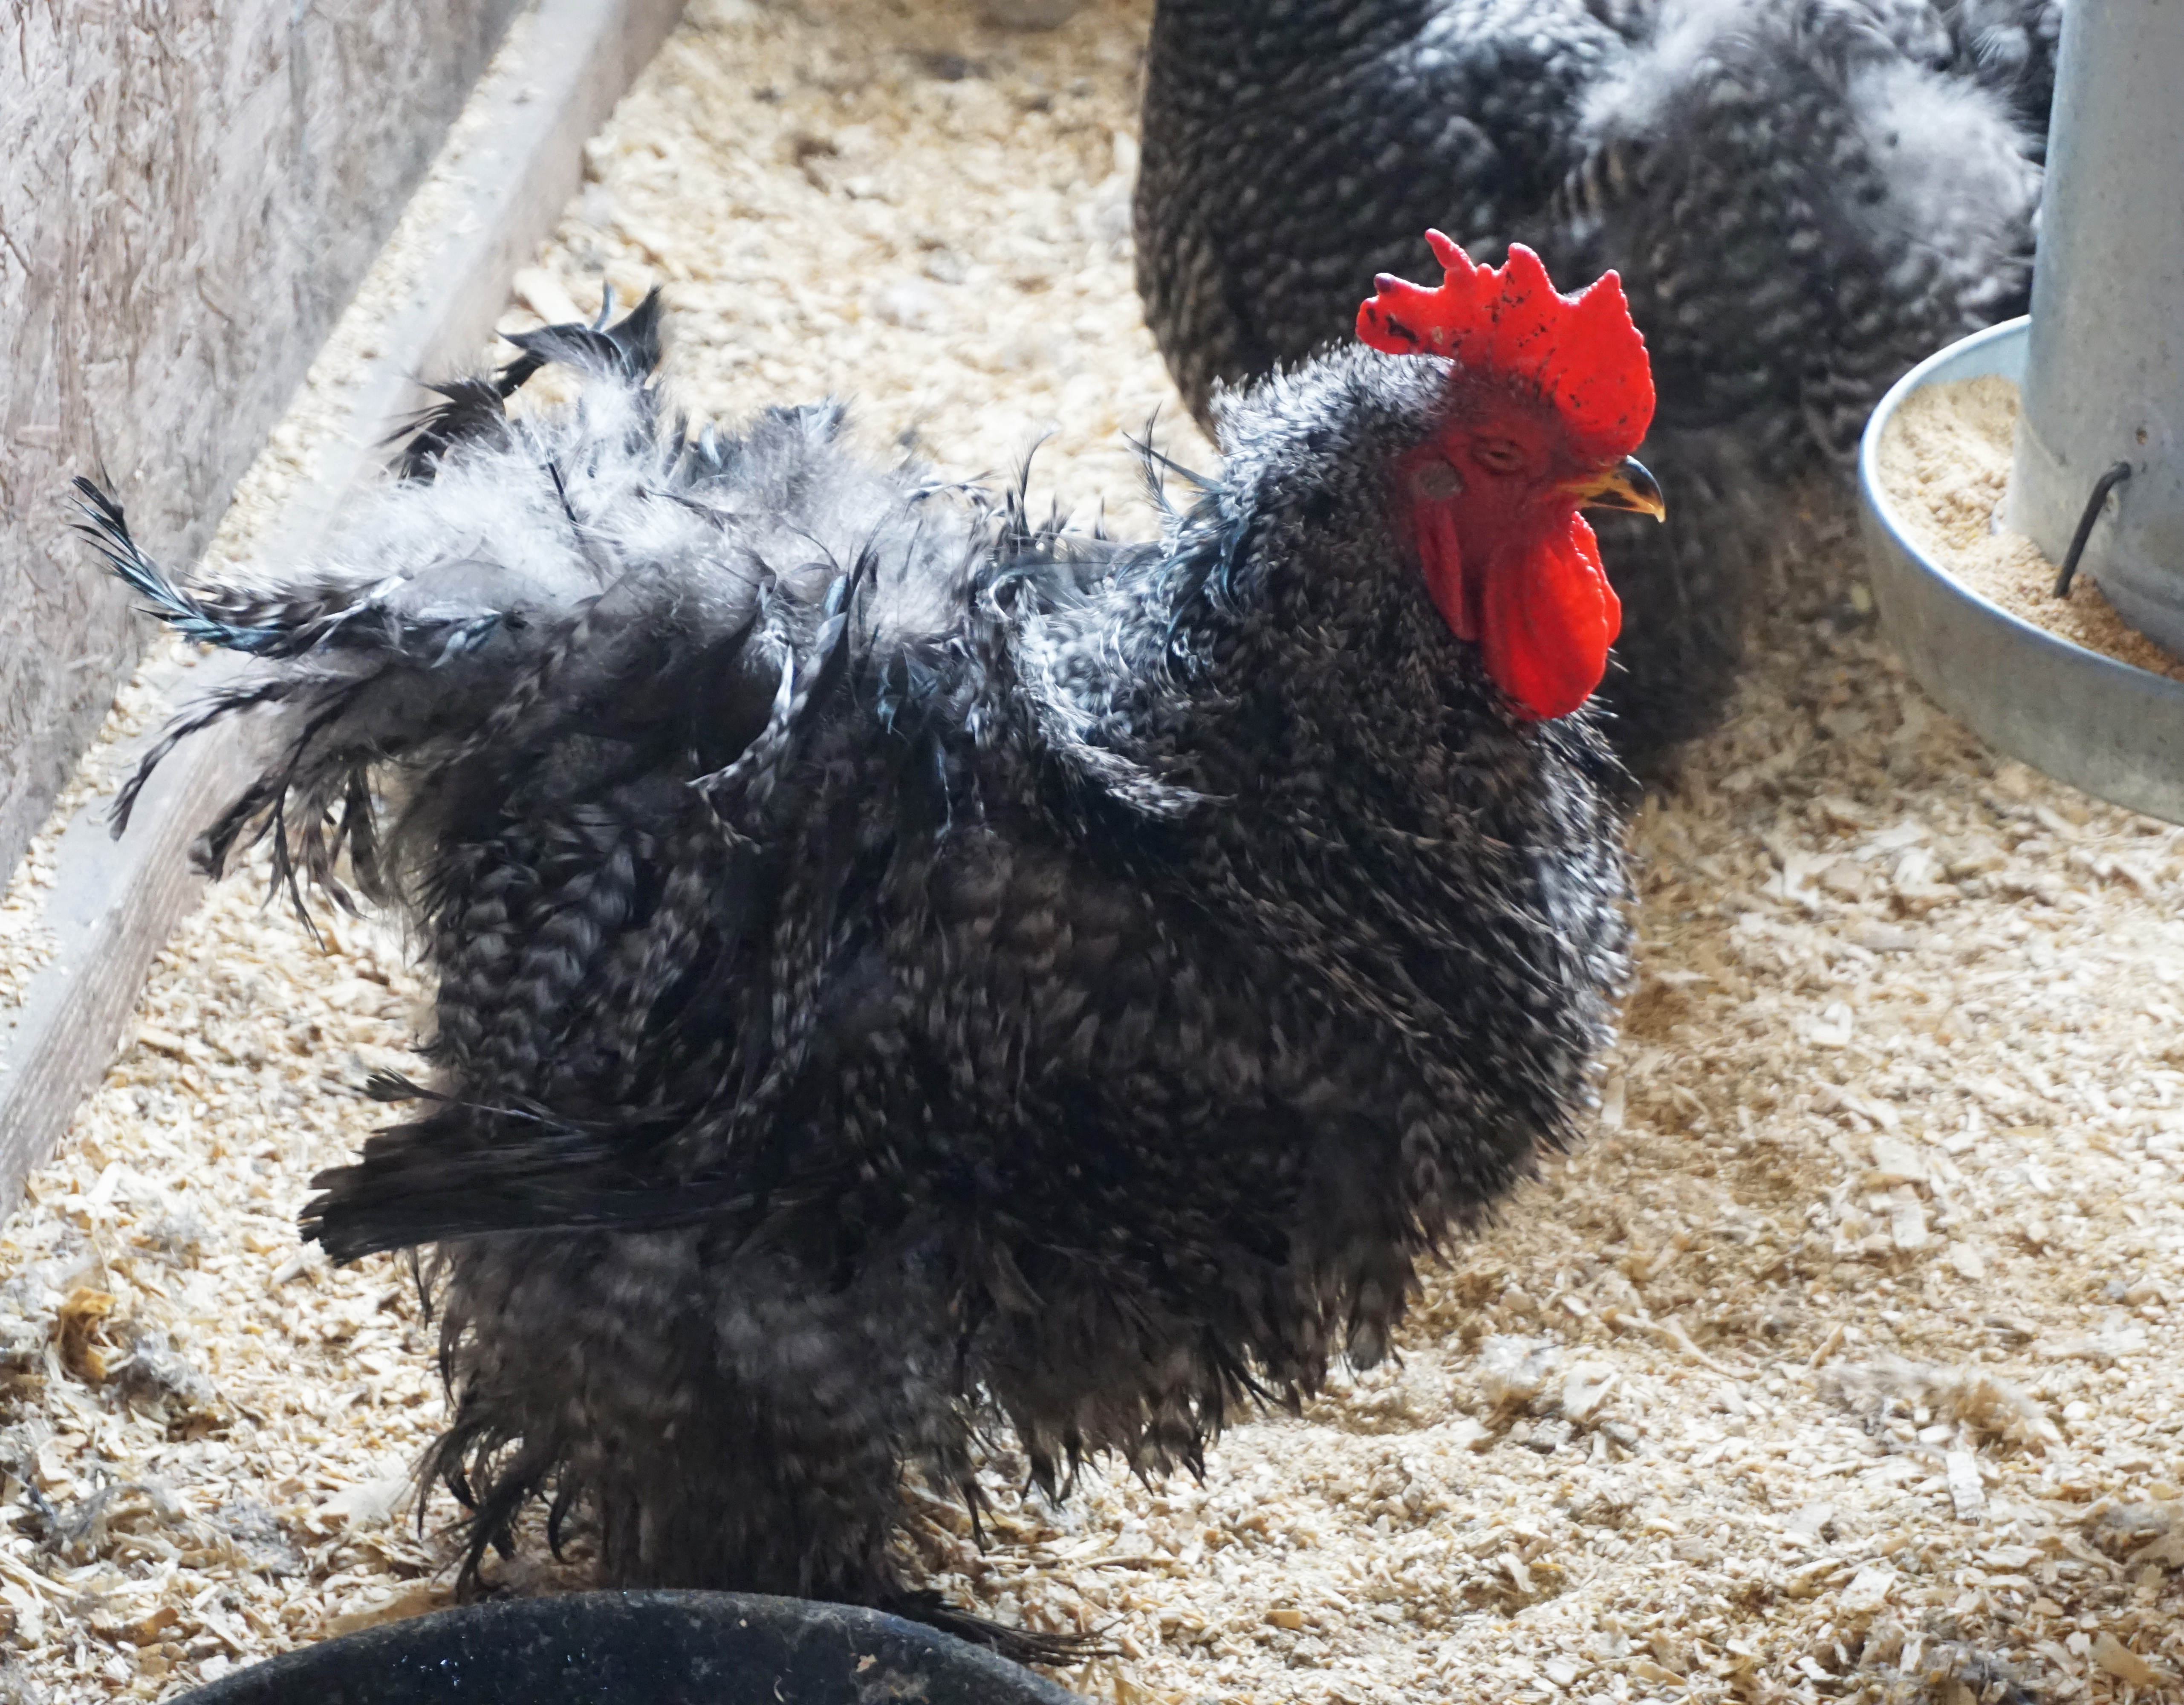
[166,1592,1086,1705]
[1858,0,2184,824]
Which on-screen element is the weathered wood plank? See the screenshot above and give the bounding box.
[0,0,690,1214]
[0,0,530,887]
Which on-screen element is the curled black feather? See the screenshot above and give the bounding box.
[71,480,289,655]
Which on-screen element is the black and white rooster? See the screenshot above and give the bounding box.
[81,249,1657,1646]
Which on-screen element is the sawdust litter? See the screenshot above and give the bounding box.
[1,3,2178,1702]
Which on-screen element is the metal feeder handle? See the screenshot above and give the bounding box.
[2051,462,2133,601]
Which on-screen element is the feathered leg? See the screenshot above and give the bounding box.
[425,1222,1085,1656]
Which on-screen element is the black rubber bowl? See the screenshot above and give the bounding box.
[170,1591,1086,1704]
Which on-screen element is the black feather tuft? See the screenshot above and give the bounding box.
[361,1069,440,1104]
[501,284,666,381]
[391,375,531,483]
[393,287,665,482]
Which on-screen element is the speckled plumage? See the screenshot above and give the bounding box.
[1135,0,2057,765]
[86,297,1630,1646]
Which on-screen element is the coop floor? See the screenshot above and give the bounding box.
[2,2,2181,1702]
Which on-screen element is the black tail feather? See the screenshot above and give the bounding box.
[71,479,289,655]
[109,675,308,838]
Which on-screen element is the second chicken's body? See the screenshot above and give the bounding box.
[1136,0,2057,764]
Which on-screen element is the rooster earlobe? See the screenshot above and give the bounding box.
[1413,499,1476,643]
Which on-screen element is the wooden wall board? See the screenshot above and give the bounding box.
[0,0,527,884]
[0,0,690,1215]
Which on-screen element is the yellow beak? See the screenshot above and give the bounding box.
[1561,454,1666,521]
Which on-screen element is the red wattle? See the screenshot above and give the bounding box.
[1479,517,1622,721]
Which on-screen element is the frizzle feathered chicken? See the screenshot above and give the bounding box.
[1135,0,2056,766]
[81,246,1659,1647]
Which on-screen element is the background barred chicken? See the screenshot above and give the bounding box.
[1135,0,2059,766]
[81,249,1653,1649]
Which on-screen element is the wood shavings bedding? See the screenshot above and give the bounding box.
[2,3,2180,1702]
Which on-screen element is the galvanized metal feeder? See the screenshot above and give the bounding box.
[1859,0,2184,824]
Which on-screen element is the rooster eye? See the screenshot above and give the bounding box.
[1470,438,1526,476]
[1410,459,1462,501]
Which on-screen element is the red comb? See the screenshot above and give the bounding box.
[1357,232,1653,465]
